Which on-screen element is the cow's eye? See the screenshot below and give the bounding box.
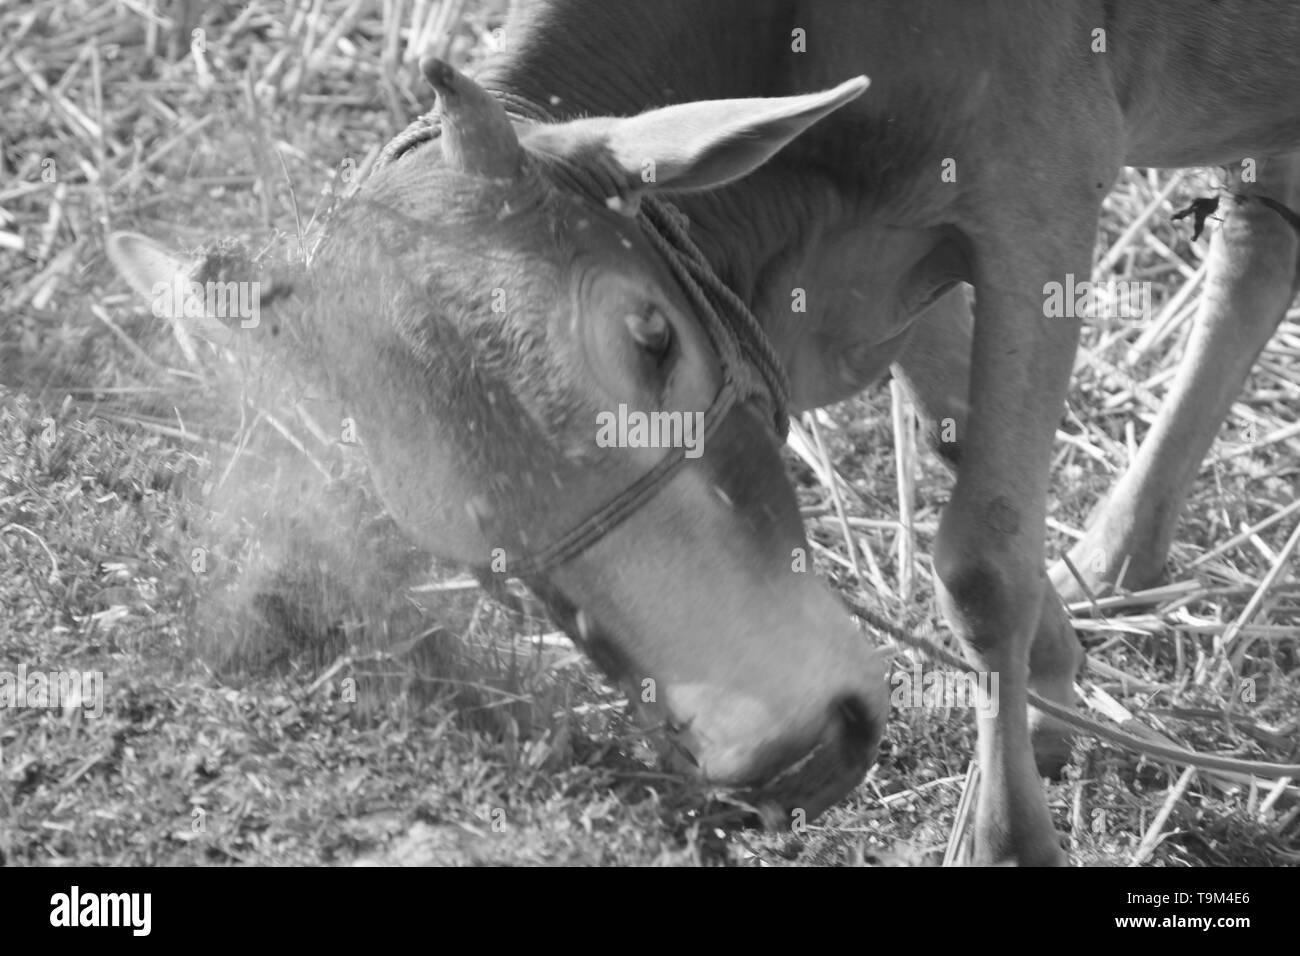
[624,307,671,356]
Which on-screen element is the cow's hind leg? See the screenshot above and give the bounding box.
[894,292,1084,779]
[1052,154,1300,601]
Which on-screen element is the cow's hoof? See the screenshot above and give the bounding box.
[1029,713,1076,780]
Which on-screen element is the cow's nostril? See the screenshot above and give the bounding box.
[833,693,878,751]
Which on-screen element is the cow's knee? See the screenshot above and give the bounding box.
[933,509,1045,664]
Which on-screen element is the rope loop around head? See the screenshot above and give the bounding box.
[637,199,791,435]
[372,91,791,437]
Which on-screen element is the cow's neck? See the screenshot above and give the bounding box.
[483,0,791,118]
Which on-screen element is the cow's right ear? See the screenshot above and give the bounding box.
[105,232,237,346]
[520,76,869,212]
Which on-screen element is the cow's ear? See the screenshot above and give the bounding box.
[522,76,868,210]
[106,232,195,298]
[105,232,236,346]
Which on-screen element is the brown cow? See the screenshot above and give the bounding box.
[110,0,1300,865]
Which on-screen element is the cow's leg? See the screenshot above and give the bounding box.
[894,293,1084,778]
[1052,153,1300,601]
[932,138,1120,862]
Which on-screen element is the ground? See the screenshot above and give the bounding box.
[1,0,1297,867]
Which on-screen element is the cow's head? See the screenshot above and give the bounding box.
[107,60,886,821]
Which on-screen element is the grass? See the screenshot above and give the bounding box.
[1,0,1297,866]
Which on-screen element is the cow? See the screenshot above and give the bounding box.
[108,0,1300,865]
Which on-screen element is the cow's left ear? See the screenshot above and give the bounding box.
[521,76,868,212]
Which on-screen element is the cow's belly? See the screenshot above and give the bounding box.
[1111,3,1300,167]
[1126,116,1300,171]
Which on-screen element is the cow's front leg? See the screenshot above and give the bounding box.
[894,292,1084,778]
[933,199,1105,865]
